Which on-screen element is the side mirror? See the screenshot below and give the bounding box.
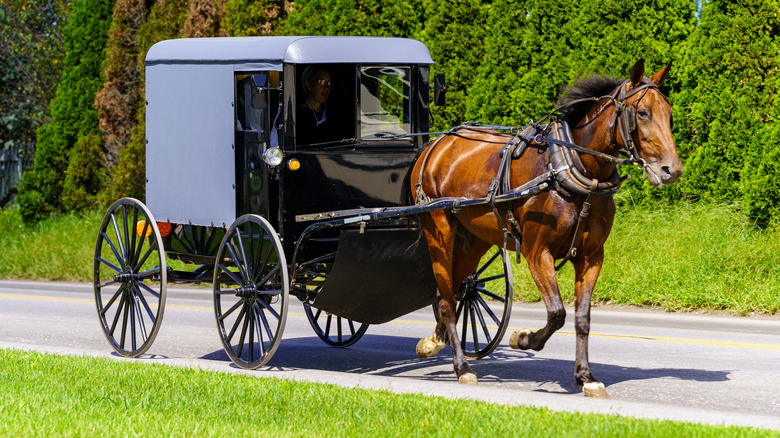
[433,73,446,106]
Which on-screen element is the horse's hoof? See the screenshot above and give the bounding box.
[416,335,446,358]
[509,329,532,350]
[458,373,478,385]
[583,382,609,398]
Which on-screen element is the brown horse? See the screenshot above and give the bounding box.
[408,60,682,397]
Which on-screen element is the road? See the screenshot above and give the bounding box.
[1,279,779,430]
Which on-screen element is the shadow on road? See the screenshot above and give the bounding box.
[197,333,730,394]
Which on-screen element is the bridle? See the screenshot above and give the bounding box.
[605,78,668,170]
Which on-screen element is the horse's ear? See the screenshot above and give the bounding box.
[630,59,645,87]
[650,61,672,87]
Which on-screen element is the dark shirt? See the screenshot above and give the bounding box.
[297,105,340,146]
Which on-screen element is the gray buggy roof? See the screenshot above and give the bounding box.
[144,36,435,66]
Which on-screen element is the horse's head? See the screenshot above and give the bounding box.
[617,60,683,187]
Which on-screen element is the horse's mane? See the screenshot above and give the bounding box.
[554,75,624,123]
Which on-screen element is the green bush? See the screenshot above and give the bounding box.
[62,133,108,211]
[16,0,115,223]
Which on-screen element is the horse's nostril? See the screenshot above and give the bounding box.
[661,166,672,179]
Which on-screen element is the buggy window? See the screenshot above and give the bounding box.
[359,66,411,140]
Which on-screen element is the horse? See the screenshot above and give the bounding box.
[407,59,682,397]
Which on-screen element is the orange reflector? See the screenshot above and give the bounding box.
[288,159,301,171]
[135,221,171,238]
[136,221,152,238]
[157,222,172,237]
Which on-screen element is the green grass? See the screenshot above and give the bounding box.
[2,203,780,315]
[501,203,780,315]
[0,349,772,437]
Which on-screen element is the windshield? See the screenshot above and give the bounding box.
[359,66,411,140]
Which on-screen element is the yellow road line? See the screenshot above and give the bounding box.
[3,293,779,350]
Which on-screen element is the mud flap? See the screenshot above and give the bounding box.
[311,228,437,324]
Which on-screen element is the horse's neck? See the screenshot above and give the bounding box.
[568,110,619,181]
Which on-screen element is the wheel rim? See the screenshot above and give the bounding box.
[297,253,369,347]
[440,248,513,359]
[214,215,288,369]
[93,198,167,357]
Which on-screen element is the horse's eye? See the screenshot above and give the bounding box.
[637,110,650,119]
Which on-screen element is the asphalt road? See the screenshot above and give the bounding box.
[1,279,779,430]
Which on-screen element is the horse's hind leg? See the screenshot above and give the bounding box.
[415,211,482,384]
[509,249,566,351]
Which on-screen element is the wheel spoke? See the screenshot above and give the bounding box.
[478,273,505,284]
[253,303,266,356]
[235,227,251,281]
[226,304,246,343]
[97,278,119,289]
[133,290,148,343]
[226,238,248,282]
[134,239,158,272]
[336,316,343,343]
[255,262,280,289]
[110,213,126,265]
[108,288,126,335]
[473,297,493,341]
[97,256,123,274]
[122,205,131,267]
[256,303,274,351]
[475,293,501,326]
[469,302,480,352]
[133,221,150,267]
[135,280,161,299]
[101,286,123,315]
[128,207,139,267]
[255,296,281,320]
[218,264,243,285]
[129,289,138,351]
[475,286,503,302]
[120,295,130,349]
[101,233,125,269]
[219,299,245,322]
[474,251,500,277]
[324,314,332,338]
[248,302,255,363]
[236,305,250,357]
[254,237,274,284]
[133,282,157,321]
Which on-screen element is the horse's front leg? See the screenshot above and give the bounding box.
[509,249,566,351]
[571,251,609,397]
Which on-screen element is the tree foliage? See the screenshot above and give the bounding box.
[0,0,68,200]
[16,0,114,222]
[279,0,422,37]
[10,0,780,227]
[671,0,780,227]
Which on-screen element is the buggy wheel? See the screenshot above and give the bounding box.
[436,247,513,359]
[93,198,167,357]
[303,303,369,347]
[296,253,369,347]
[214,215,288,369]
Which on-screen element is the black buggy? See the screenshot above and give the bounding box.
[93,36,513,369]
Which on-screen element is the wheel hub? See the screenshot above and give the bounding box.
[113,271,137,283]
[235,283,257,298]
[457,275,476,301]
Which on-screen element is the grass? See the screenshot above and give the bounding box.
[1,203,779,315]
[0,348,773,437]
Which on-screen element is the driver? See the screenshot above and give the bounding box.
[298,67,339,146]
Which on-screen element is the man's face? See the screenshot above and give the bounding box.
[306,70,332,106]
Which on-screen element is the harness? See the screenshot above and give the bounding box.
[414,79,663,269]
